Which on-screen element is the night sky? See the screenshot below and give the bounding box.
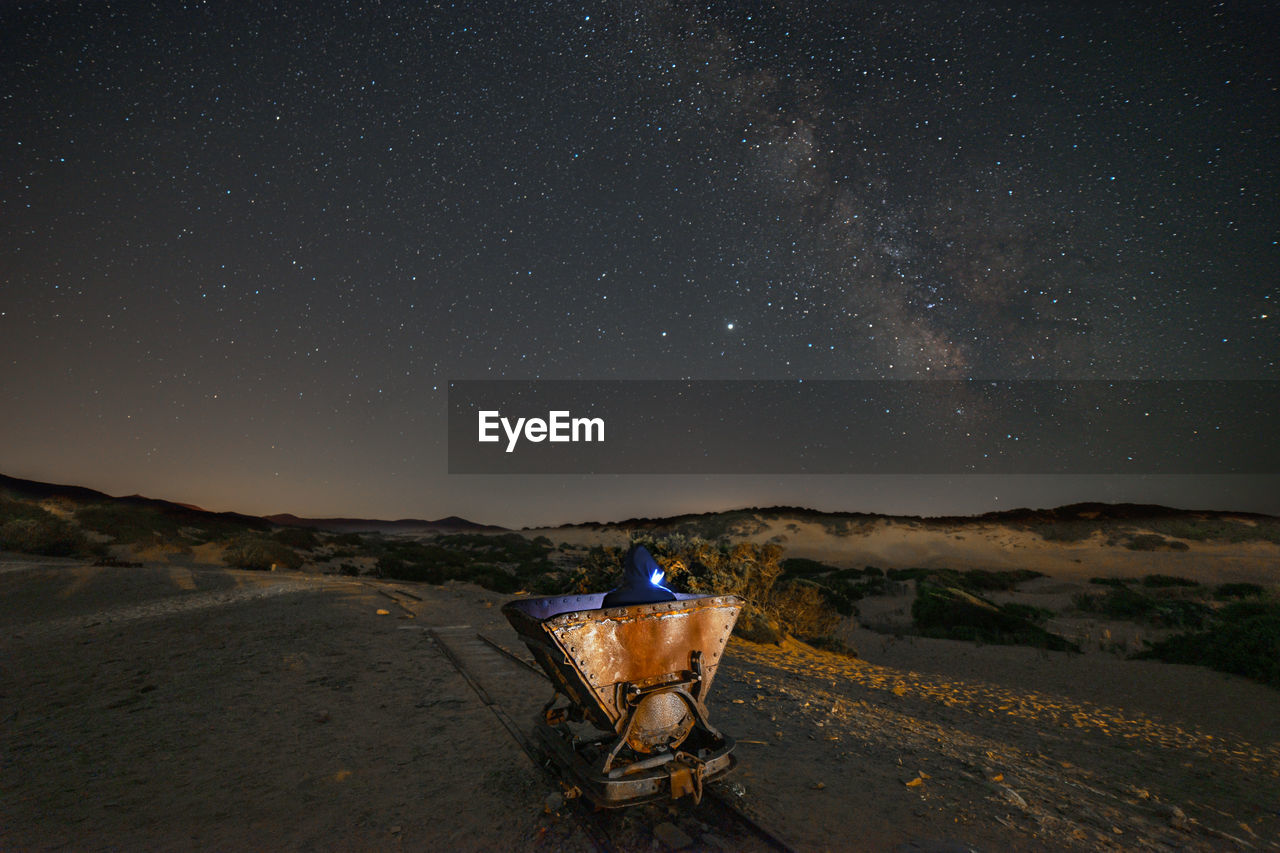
[3,1,1277,526]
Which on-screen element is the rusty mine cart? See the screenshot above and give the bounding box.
[503,589,742,808]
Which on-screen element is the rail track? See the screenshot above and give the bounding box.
[409,604,800,853]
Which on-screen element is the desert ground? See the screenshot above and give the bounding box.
[3,533,1278,851]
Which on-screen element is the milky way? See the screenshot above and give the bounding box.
[2,2,1276,523]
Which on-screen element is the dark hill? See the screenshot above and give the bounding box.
[264,513,506,534]
[1,473,271,533]
[557,502,1275,531]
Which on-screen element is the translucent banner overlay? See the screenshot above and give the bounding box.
[447,380,1279,475]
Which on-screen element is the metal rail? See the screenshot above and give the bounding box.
[467,631,799,853]
[426,626,613,853]
[359,575,799,851]
[426,629,540,764]
[474,631,547,677]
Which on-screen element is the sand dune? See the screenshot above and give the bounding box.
[531,515,1280,585]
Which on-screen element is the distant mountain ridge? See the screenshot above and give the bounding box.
[4,472,1272,537]
[0,474,504,534]
[264,513,507,534]
[0,473,272,531]
[561,501,1275,530]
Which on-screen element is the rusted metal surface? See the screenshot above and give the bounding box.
[504,594,741,739]
[503,591,742,806]
[530,716,736,808]
[628,691,692,752]
[666,755,703,803]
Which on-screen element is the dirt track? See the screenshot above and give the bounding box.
[1,560,548,850]
[3,557,1278,851]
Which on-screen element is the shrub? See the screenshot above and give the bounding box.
[913,582,1077,651]
[272,527,320,551]
[0,516,92,557]
[1139,516,1280,544]
[1076,586,1157,620]
[817,574,883,609]
[999,602,1053,624]
[1076,586,1211,629]
[959,568,1044,592]
[1145,519,1216,541]
[74,503,187,544]
[818,517,861,537]
[1157,599,1213,630]
[780,557,838,577]
[468,565,521,594]
[375,554,441,583]
[887,567,935,582]
[733,608,784,644]
[667,510,768,540]
[768,578,841,639]
[0,497,54,524]
[563,544,626,593]
[369,532,556,592]
[1089,576,1129,587]
[648,538,785,607]
[1215,582,1265,600]
[223,536,304,571]
[529,571,569,595]
[1126,534,1188,551]
[1142,574,1199,588]
[619,535,846,642]
[1137,600,1280,688]
[880,567,1040,592]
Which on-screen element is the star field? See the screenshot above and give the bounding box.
[2,1,1276,523]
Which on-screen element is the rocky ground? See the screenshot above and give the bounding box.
[2,555,1277,851]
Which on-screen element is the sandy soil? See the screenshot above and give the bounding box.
[3,552,1278,851]
[1,558,549,851]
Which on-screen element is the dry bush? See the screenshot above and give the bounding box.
[557,536,848,647]
[223,535,304,571]
[767,578,841,638]
[0,516,92,557]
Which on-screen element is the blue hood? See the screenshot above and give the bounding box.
[601,545,677,606]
